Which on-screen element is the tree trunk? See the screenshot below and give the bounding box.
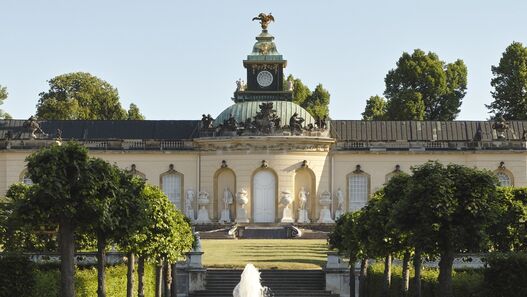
[96,235,107,297]
[381,254,392,297]
[349,256,356,297]
[359,258,368,297]
[138,257,145,297]
[438,249,455,297]
[59,219,75,297]
[412,249,422,297]
[163,260,171,297]
[171,263,178,297]
[155,264,163,297]
[401,251,411,296]
[126,252,135,297]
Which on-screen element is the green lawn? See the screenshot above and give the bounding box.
[201,239,328,269]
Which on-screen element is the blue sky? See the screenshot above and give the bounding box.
[1,0,526,120]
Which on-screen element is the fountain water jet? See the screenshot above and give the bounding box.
[233,263,272,297]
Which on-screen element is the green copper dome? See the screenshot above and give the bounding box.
[214,101,315,128]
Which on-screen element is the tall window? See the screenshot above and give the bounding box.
[348,166,369,211]
[160,164,183,210]
[496,172,512,187]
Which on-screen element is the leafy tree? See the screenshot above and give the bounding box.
[127,103,145,120]
[302,83,330,121]
[122,185,194,297]
[79,159,147,297]
[488,187,527,252]
[36,72,142,120]
[487,42,527,119]
[386,90,425,121]
[0,184,57,252]
[362,95,387,120]
[383,49,467,121]
[0,85,11,119]
[19,142,93,297]
[328,212,363,297]
[286,74,311,106]
[395,162,498,297]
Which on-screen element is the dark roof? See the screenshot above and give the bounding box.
[2,119,524,142]
[330,120,527,142]
[0,120,200,140]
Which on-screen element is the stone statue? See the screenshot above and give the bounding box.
[287,79,294,91]
[335,188,345,220]
[280,190,294,223]
[252,13,275,30]
[289,112,305,135]
[24,115,47,139]
[219,187,233,223]
[221,113,238,132]
[235,78,246,92]
[196,191,211,224]
[492,115,509,140]
[201,114,214,130]
[235,188,249,223]
[253,102,280,134]
[297,187,310,223]
[185,189,195,220]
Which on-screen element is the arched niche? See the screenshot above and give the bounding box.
[494,167,514,187]
[294,166,317,222]
[251,166,279,223]
[213,167,236,221]
[159,164,184,210]
[129,164,146,180]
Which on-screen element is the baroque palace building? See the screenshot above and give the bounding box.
[0,17,525,226]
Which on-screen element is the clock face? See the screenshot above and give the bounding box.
[256,71,273,87]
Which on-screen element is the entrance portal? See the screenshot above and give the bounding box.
[252,170,276,223]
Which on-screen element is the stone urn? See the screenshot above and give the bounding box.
[195,191,211,224]
[280,190,294,223]
[235,189,250,223]
[318,191,334,224]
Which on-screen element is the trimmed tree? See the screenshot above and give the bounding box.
[22,142,92,297]
[124,185,194,297]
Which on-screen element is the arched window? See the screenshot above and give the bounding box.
[494,162,514,187]
[496,172,512,187]
[19,169,33,185]
[160,164,184,210]
[347,165,370,211]
[129,164,146,180]
[385,165,402,182]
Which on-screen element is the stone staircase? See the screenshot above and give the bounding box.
[189,269,339,297]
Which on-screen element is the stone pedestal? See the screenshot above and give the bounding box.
[325,251,352,297]
[235,189,250,223]
[297,209,310,223]
[335,209,345,220]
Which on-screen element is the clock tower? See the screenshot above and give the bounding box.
[234,14,292,102]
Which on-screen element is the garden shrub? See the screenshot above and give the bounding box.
[483,252,527,297]
[0,255,36,297]
[366,262,483,297]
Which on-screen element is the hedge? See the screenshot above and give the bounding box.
[1,259,155,297]
[0,255,36,297]
[366,262,484,297]
[483,252,527,297]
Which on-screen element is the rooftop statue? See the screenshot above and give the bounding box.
[252,13,275,30]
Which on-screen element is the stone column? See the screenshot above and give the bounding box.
[325,251,352,297]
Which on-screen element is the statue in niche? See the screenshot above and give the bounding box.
[335,188,345,220]
[297,186,310,223]
[200,114,214,130]
[219,187,233,223]
[289,112,305,135]
[185,189,195,220]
